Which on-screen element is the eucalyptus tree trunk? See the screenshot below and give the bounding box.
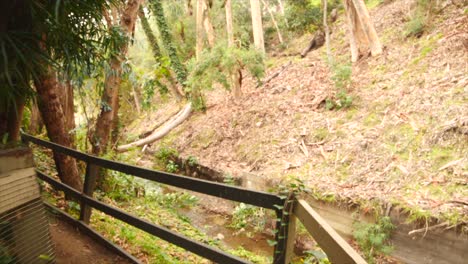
[202,0,216,48]
[1,96,25,142]
[29,99,43,134]
[196,0,204,58]
[138,7,183,101]
[343,0,382,62]
[250,0,265,53]
[58,79,76,146]
[261,0,283,44]
[92,0,142,155]
[225,0,242,99]
[35,69,82,191]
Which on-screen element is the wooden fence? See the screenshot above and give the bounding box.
[22,133,366,264]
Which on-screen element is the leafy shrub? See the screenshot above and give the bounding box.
[230,203,267,234]
[186,44,265,109]
[353,216,394,263]
[155,146,178,165]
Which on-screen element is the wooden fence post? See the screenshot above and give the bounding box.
[285,214,296,263]
[79,162,99,224]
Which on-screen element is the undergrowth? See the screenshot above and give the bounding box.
[353,216,395,263]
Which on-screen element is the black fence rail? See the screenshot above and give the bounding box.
[22,133,290,264]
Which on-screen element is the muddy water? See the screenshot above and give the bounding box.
[179,207,273,258]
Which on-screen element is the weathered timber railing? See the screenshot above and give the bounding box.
[22,133,366,264]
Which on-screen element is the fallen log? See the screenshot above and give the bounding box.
[257,61,292,87]
[300,31,325,58]
[117,103,192,152]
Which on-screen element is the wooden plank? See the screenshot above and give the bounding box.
[285,214,296,263]
[80,163,99,224]
[294,199,367,264]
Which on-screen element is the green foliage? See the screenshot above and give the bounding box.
[151,192,198,209]
[187,155,198,167]
[99,171,144,202]
[229,203,267,234]
[148,0,188,86]
[353,217,395,262]
[404,0,437,38]
[326,63,353,110]
[155,146,179,165]
[186,44,265,109]
[166,160,179,173]
[303,250,331,264]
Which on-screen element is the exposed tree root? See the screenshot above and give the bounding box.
[117,103,192,152]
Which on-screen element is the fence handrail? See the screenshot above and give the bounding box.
[23,133,367,264]
[22,133,283,210]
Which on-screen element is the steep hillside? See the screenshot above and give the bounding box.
[125,0,467,226]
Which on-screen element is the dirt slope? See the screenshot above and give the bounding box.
[125,0,467,226]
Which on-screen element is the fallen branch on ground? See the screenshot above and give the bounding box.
[117,103,192,152]
[257,61,292,87]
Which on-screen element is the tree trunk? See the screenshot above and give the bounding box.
[322,0,332,64]
[5,96,25,142]
[132,85,141,114]
[343,0,382,62]
[277,0,285,15]
[151,0,188,85]
[351,0,382,56]
[225,0,234,47]
[202,0,216,48]
[196,0,205,58]
[35,70,82,191]
[225,0,242,99]
[117,103,192,151]
[139,7,183,101]
[29,99,43,134]
[250,0,265,53]
[92,0,142,155]
[261,0,283,44]
[57,79,76,146]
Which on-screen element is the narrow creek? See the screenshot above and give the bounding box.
[135,176,274,259]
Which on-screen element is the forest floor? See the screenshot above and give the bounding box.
[125,0,467,227]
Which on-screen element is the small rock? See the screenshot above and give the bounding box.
[216,233,225,240]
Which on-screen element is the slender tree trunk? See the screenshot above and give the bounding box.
[150,0,188,85]
[132,85,141,114]
[5,96,25,142]
[225,0,234,47]
[29,99,43,134]
[57,79,76,146]
[250,0,265,53]
[92,0,142,155]
[139,7,183,101]
[261,0,283,44]
[196,0,204,58]
[225,0,242,99]
[277,0,285,15]
[343,0,359,62]
[323,0,332,64]
[35,70,82,191]
[202,0,216,48]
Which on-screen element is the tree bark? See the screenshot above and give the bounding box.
[35,70,82,191]
[5,97,25,142]
[202,0,216,48]
[351,0,382,56]
[343,0,382,62]
[57,79,76,146]
[323,0,332,64]
[225,0,242,99]
[29,99,43,134]
[250,0,265,53]
[225,0,234,47]
[117,103,192,151]
[196,0,205,58]
[277,0,285,15]
[261,0,283,44]
[92,0,142,155]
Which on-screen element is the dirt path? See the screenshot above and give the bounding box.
[49,218,131,264]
